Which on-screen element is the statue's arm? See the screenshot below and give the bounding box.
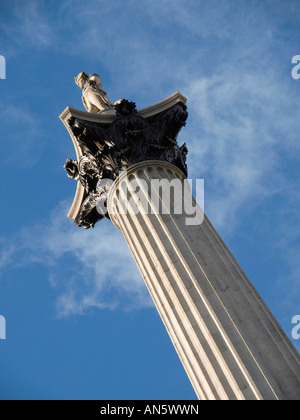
[82,95,91,112]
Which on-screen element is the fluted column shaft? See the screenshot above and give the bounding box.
[107,160,300,400]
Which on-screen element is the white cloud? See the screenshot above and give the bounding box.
[182,67,300,231]
[0,241,15,270]
[0,102,44,168]
[0,0,56,49]
[16,201,152,317]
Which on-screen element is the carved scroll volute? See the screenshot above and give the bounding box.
[62,95,188,229]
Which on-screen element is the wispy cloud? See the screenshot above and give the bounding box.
[0,240,15,270]
[183,66,300,231]
[8,201,152,317]
[0,0,56,49]
[0,102,45,169]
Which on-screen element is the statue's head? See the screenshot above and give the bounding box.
[74,71,89,89]
[89,73,102,90]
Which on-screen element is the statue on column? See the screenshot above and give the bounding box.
[74,72,114,113]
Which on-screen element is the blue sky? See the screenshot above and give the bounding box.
[0,0,300,400]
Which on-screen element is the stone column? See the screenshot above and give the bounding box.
[107,160,300,400]
[61,91,300,400]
